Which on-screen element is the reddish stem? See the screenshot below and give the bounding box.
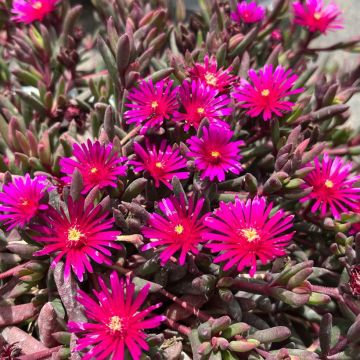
[0,261,32,280]
[159,288,212,322]
[164,317,191,336]
[232,279,269,295]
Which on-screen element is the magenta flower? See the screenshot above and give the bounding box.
[60,139,127,194]
[0,174,48,230]
[187,55,235,93]
[129,140,189,189]
[205,196,294,276]
[233,65,303,121]
[301,154,360,219]
[124,79,178,134]
[187,123,244,182]
[33,197,120,281]
[142,195,209,265]
[231,1,265,24]
[173,80,233,131]
[293,0,343,33]
[11,0,59,24]
[68,271,165,360]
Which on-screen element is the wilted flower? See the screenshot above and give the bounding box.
[0,174,48,230]
[205,196,294,276]
[349,265,360,296]
[129,140,189,189]
[11,0,59,24]
[60,139,127,194]
[230,1,265,24]
[124,79,178,134]
[293,0,343,33]
[301,154,360,219]
[68,271,165,360]
[174,80,233,131]
[187,123,244,182]
[187,55,235,92]
[33,197,120,281]
[233,65,302,121]
[142,195,209,265]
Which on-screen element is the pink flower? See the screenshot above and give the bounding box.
[301,154,360,219]
[187,55,235,93]
[205,196,294,276]
[174,80,233,131]
[293,0,343,33]
[124,79,178,134]
[60,140,127,194]
[233,65,303,121]
[68,271,165,360]
[231,1,265,24]
[142,195,209,265]
[129,140,189,189]
[0,174,48,230]
[11,0,59,24]
[187,123,244,182]
[33,197,120,281]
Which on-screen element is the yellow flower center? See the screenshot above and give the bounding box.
[205,72,217,86]
[241,228,259,242]
[67,227,83,242]
[155,161,163,168]
[151,101,158,109]
[325,179,334,188]
[90,167,98,174]
[107,316,122,332]
[261,89,270,97]
[174,224,184,235]
[197,107,205,114]
[32,1,43,9]
[211,151,220,158]
[314,12,321,20]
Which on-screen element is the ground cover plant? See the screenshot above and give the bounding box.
[0,0,360,359]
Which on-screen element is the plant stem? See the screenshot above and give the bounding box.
[164,317,191,336]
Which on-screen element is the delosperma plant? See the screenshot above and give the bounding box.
[0,0,360,359]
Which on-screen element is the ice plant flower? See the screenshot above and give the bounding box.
[11,0,59,24]
[68,271,165,360]
[129,140,189,189]
[293,0,343,33]
[60,139,127,194]
[301,154,360,219]
[124,79,178,134]
[187,55,235,93]
[233,65,302,121]
[0,174,48,230]
[142,195,209,265]
[205,196,294,276]
[33,197,120,281]
[173,80,233,131]
[230,1,265,24]
[349,265,360,297]
[187,123,244,182]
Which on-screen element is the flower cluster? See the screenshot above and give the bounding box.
[2,0,359,359]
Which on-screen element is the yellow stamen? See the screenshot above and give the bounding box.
[205,72,217,86]
[211,151,220,158]
[90,167,98,174]
[32,1,43,9]
[197,107,205,114]
[155,162,163,168]
[108,316,122,332]
[261,89,270,97]
[21,199,29,206]
[325,179,334,188]
[67,227,83,242]
[241,228,259,242]
[314,12,321,20]
[174,224,184,235]
[151,101,158,109]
